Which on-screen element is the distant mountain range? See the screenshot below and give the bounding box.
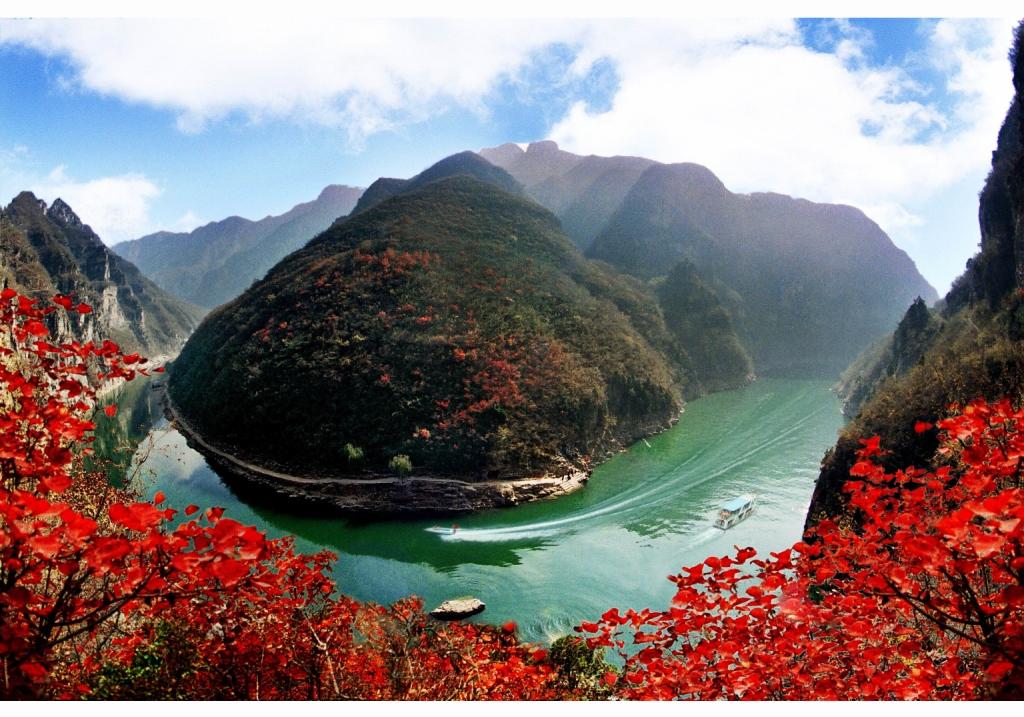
[0,192,202,358]
[481,141,938,375]
[114,185,363,308]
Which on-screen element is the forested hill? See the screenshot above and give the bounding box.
[169,174,690,482]
[0,192,203,357]
[481,142,936,376]
[351,151,523,215]
[114,184,363,308]
[808,21,1024,524]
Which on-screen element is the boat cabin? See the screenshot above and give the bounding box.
[714,494,756,529]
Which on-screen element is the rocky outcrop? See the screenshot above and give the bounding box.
[0,192,203,357]
[807,22,1024,526]
[165,392,590,516]
[430,598,485,621]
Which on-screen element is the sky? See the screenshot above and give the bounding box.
[0,15,1019,295]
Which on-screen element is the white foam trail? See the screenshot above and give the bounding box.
[425,396,826,542]
[437,528,561,542]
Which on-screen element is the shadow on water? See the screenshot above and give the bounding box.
[96,377,845,642]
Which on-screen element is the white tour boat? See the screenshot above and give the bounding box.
[714,494,756,529]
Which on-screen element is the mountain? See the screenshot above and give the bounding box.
[169,172,688,485]
[807,23,1024,524]
[0,192,203,357]
[114,185,363,308]
[351,151,522,215]
[479,141,653,249]
[482,142,936,376]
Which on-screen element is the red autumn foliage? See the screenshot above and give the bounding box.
[0,291,557,699]
[581,398,1024,700]
[3,288,1024,699]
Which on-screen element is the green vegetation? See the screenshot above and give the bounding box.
[89,621,199,700]
[656,260,752,393]
[548,636,616,699]
[352,151,522,216]
[344,443,365,464]
[388,454,413,475]
[170,174,685,480]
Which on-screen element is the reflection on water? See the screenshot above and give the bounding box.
[97,378,843,644]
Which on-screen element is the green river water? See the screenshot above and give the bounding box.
[100,377,843,644]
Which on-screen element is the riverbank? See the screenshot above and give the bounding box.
[162,393,590,515]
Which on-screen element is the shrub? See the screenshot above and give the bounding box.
[388,453,413,475]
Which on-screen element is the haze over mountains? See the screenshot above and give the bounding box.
[0,192,202,357]
[481,141,938,376]
[115,185,363,308]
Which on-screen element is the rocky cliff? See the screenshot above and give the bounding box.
[1,192,203,357]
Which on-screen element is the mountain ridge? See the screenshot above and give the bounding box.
[114,184,363,308]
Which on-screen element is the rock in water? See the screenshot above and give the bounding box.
[430,597,485,621]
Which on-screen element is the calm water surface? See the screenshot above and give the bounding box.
[103,378,843,644]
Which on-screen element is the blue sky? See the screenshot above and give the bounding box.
[0,17,1018,294]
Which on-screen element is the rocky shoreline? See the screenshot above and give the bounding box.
[162,394,592,516]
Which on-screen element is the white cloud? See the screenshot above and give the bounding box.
[541,18,1017,293]
[1,17,1018,289]
[0,18,578,144]
[34,165,161,244]
[1,148,162,244]
[173,210,205,233]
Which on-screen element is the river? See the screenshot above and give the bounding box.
[98,377,843,644]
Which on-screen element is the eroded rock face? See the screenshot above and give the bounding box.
[0,191,203,358]
[430,598,485,621]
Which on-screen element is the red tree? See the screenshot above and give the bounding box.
[0,291,556,699]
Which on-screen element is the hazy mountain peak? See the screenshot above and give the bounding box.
[526,140,561,155]
[114,184,364,308]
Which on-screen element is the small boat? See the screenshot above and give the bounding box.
[714,494,756,529]
[643,438,652,448]
[426,525,459,535]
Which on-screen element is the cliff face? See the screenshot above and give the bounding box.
[0,192,203,357]
[808,22,1024,525]
[114,185,363,308]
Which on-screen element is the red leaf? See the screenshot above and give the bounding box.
[103,404,117,417]
[25,320,48,337]
[184,504,199,516]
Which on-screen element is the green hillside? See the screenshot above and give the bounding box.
[169,175,685,480]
